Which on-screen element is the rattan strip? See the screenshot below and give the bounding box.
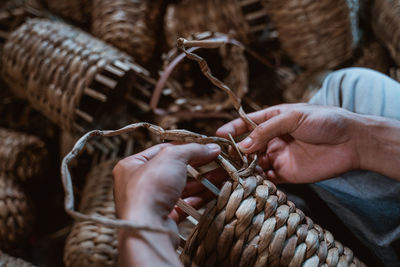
[0,175,33,249]
[0,128,47,181]
[372,0,400,67]
[64,160,118,267]
[263,0,358,69]
[164,0,268,48]
[91,0,162,64]
[2,19,134,133]
[181,177,365,267]
[44,0,90,24]
[0,250,35,266]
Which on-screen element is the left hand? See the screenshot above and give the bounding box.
[113,142,221,225]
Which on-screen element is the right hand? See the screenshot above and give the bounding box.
[217,103,362,184]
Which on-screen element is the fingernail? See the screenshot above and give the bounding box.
[239,137,253,149]
[206,143,220,152]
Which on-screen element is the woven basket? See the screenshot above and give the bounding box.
[0,175,33,249]
[0,128,47,181]
[0,250,35,266]
[181,176,364,266]
[164,0,269,48]
[44,0,91,24]
[352,41,390,74]
[263,0,360,69]
[64,160,118,267]
[2,18,147,134]
[372,0,400,66]
[91,0,163,64]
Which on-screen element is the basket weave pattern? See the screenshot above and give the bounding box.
[0,250,35,266]
[0,128,47,181]
[64,160,117,267]
[264,0,357,69]
[0,175,33,249]
[44,0,90,24]
[2,19,134,133]
[91,0,162,64]
[372,0,400,66]
[181,175,365,266]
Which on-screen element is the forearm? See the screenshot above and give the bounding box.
[118,211,182,267]
[355,114,400,181]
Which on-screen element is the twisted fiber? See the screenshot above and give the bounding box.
[64,160,118,267]
[0,250,35,266]
[2,19,134,133]
[181,176,365,267]
[0,128,47,181]
[164,0,268,48]
[0,175,33,249]
[353,41,390,74]
[91,0,163,64]
[263,0,358,69]
[372,0,400,66]
[44,0,91,24]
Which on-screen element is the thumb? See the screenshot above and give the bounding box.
[158,143,221,166]
[238,112,300,153]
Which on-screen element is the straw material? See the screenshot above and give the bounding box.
[91,0,163,64]
[0,250,35,266]
[352,41,390,74]
[0,175,33,249]
[372,0,400,66]
[64,160,118,267]
[263,0,360,69]
[164,0,268,48]
[44,0,90,24]
[0,128,47,181]
[181,177,365,266]
[2,18,140,134]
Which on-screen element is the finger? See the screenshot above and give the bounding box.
[158,143,221,166]
[267,170,280,184]
[216,106,285,138]
[238,111,301,154]
[182,167,227,198]
[116,143,172,168]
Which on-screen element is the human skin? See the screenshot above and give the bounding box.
[113,143,221,267]
[217,103,400,183]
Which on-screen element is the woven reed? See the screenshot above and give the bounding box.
[91,0,163,64]
[2,18,140,133]
[263,0,359,69]
[0,175,33,249]
[181,176,365,266]
[44,0,90,24]
[0,250,35,266]
[372,0,400,66]
[0,128,47,181]
[64,160,118,267]
[353,41,390,74]
[164,0,268,48]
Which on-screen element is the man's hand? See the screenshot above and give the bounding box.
[217,103,362,183]
[113,142,220,267]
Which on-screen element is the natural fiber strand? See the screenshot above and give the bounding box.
[0,250,35,266]
[64,160,118,267]
[0,175,33,249]
[0,128,47,181]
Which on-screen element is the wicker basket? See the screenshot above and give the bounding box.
[91,0,163,64]
[372,0,400,67]
[64,160,118,267]
[352,41,390,74]
[0,175,33,249]
[0,250,35,266]
[181,176,364,266]
[44,0,90,24]
[263,0,360,69]
[2,18,147,134]
[164,0,269,48]
[0,128,47,181]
